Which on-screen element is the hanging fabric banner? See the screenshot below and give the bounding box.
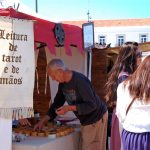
[0,16,35,120]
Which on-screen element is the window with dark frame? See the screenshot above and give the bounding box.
[99,35,106,45]
[117,35,125,46]
[140,34,148,43]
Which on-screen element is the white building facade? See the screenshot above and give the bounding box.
[63,18,150,47]
[95,26,150,47]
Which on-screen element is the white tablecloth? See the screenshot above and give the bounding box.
[12,131,80,150]
[0,118,12,150]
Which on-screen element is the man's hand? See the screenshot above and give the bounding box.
[18,118,31,126]
[56,105,77,115]
[34,115,50,131]
[34,121,44,131]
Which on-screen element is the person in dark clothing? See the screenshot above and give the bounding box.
[34,58,108,150]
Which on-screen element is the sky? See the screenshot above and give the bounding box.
[6,0,150,22]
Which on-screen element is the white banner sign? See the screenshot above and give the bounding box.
[0,16,35,119]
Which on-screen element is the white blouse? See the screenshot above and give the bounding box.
[116,82,150,133]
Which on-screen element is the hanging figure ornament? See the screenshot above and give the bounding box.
[54,23,65,46]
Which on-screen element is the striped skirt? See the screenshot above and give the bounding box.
[122,129,150,150]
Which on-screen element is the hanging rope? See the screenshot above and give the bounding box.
[36,67,40,94]
[44,71,47,95]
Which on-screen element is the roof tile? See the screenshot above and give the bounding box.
[63,18,150,27]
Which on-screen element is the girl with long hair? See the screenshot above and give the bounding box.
[116,55,150,150]
[105,42,141,150]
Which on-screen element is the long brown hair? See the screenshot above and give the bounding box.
[105,42,139,105]
[125,55,150,103]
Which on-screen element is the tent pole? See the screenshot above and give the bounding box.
[35,0,38,13]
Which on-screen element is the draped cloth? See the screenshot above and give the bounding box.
[0,16,35,120]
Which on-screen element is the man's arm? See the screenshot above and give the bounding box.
[34,84,65,130]
[56,105,77,115]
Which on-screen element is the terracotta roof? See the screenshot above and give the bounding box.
[63,18,150,27]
